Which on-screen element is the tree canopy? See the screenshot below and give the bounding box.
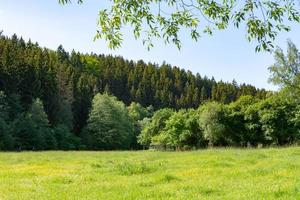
[59,0,300,51]
[86,93,134,150]
[269,40,300,98]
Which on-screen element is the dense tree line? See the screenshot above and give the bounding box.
[140,93,300,150]
[0,92,80,150]
[140,40,300,149]
[2,33,298,151]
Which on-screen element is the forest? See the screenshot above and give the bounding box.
[0,33,299,151]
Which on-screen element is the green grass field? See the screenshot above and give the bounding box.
[1,148,300,200]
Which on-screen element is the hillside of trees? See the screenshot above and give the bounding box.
[1,33,299,151]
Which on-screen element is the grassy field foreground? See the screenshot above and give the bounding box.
[0,148,300,199]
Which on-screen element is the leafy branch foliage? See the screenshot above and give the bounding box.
[59,0,300,51]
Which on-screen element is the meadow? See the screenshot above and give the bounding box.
[0,147,300,200]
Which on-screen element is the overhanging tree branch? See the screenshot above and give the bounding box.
[59,0,300,51]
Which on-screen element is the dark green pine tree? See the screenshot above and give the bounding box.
[200,86,207,103]
[0,91,14,150]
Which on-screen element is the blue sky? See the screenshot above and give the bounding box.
[1,0,300,90]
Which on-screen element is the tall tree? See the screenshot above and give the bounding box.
[12,98,54,150]
[0,91,14,150]
[269,40,300,100]
[86,93,134,150]
[198,102,229,146]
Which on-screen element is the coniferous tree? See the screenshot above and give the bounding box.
[0,91,14,150]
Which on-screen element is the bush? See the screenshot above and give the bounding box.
[138,108,174,148]
[258,93,299,145]
[127,102,151,149]
[154,109,204,150]
[54,124,80,150]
